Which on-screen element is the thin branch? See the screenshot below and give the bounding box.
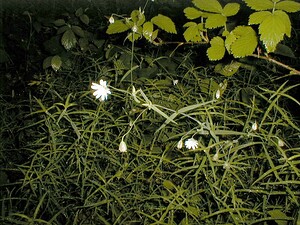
[250,54,300,75]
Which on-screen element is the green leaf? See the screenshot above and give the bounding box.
[131,9,145,26]
[225,26,257,57]
[183,23,202,42]
[51,55,62,72]
[207,36,225,60]
[184,7,203,19]
[151,14,177,34]
[75,8,83,17]
[72,26,85,38]
[61,30,77,50]
[163,180,176,190]
[106,20,130,34]
[222,3,240,16]
[78,38,89,51]
[57,25,69,34]
[259,11,289,52]
[80,14,89,25]
[268,209,289,225]
[274,10,291,37]
[42,56,52,69]
[276,0,300,13]
[249,11,271,24]
[143,21,154,40]
[193,0,222,13]
[214,61,241,76]
[243,0,274,11]
[206,14,226,29]
[274,43,295,58]
[53,19,65,26]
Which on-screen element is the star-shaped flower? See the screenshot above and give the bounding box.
[91,80,111,101]
[185,138,198,150]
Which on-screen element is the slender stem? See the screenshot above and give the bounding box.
[250,54,300,75]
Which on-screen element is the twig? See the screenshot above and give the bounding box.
[250,54,300,75]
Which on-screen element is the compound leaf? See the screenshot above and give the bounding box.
[151,14,177,34]
[207,36,225,60]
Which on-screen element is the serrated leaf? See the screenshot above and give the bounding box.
[222,3,240,16]
[72,26,85,37]
[249,11,271,25]
[106,20,130,34]
[43,56,52,69]
[151,14,177,34]
[80,14,89,25]
[184,7,203,19]
[51,55,62,71]
[243,0,274,11]
[227,26,257,57]
[61,30,77,50]
[184,24,201,42]
[259,12,287,52]
[207,36,225,60]
[276,0,300,13]
[75,8,83,17]
[206,14,226,29]
[193,0,222,13]
[274,10,291,37]
[53,19,65,26]
[225,32,236,51]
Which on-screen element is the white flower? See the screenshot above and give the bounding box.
[91,80,111,101]
[177,140,183,149]
[185,138,198,150]
[119,140,127,152]
[216,89,220,99]
[213,152,219,161]
[278,138,285,147]
[251,120,258,131]
[132,24,138,33]
[173,80,178,85]
[109,16,114,24]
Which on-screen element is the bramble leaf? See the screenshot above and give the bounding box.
[215,61,241,76]
[226,26,257,57]
[106,20,130,34]
[193,0,222,13]
[72,26,85,38]
[206,14,226,29]
[249,11,271,24]
[61,29,77,50]
[51,55,62,72]
[222,3,240,17]
[80,14,89,25]
[131,9,145,26]
[259,11,290,52]
[243,0,273,11]
[207,36,225,60]
[276,0,300,13]
[183,22,203,42]
[151,14,177,34]
[184,7,203,19]
[53,19,65,27]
